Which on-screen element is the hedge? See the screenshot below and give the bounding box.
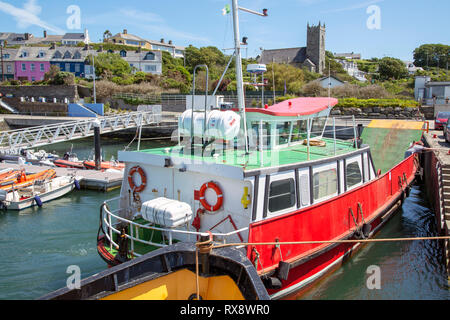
[336,98,419,108]
[273,96,419,108]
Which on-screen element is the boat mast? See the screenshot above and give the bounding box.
[231,0,248,153]
[231,0,267,154]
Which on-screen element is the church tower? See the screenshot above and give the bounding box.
[306,22,326,74]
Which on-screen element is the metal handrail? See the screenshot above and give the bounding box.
[0,111,160,152]
[101,198,248,257]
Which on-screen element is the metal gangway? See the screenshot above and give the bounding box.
[0,111,161,153]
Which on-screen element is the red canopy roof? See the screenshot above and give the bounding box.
[244,97,338,117]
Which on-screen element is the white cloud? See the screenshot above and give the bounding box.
[84,8,210,44]
[120,9,164,23]
[322,0,384,13]
[0,0,64,34]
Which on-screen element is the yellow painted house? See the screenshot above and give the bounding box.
[108,29,151,50]
[106,30,185,58]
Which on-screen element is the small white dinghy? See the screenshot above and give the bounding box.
[0,175,82,210]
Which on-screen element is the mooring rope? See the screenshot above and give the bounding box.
[211,235,450,250]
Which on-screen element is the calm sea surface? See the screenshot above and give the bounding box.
[0,137,448,300]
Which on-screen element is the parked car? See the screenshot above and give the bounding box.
[444,117,450,143]
[435,111,450,130]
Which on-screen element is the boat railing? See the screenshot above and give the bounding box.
[101,197,248,258]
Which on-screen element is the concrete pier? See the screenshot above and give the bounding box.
[0,162,123,192]
[422,130,450,279]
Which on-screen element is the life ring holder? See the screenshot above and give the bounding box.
[199,182,223,212]
[128,166,147,193]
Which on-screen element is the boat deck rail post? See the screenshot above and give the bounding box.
[307,118,311,160]
[190,64,209,156]
[333,117,337,156]
[352,115,358,148]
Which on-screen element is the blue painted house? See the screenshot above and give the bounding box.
[49,45,90,78]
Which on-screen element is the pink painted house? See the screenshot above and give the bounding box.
[14,47,51,82]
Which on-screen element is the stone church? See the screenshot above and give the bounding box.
[259,22,326,74]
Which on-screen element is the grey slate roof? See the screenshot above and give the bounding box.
[26,35,64,44]
[1,48,19,61]
[62,33,86,40]
[119,50,162,62]
[15,46,51,61]
[0,32,32,45]
[49,46,91,62]
[259,47,307,65]
[113,33,147,42]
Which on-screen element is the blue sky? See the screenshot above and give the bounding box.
[0,0,448,61]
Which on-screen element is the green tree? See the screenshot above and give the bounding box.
[86,52,131,79]
[265,63,306,94]
[378,57,408,80]
[103,30,112,41]
[413,44,450,69]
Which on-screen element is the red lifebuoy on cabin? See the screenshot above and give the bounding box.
[198,182,223,212]
[128,166,147,192]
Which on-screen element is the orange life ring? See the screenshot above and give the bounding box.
[199,182,223,212]
[128,166,147,192]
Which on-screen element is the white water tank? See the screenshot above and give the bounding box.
[247,64,267,74]
[141,197,193,228]
[178,110,241,140]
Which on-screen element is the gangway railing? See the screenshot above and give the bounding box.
[0,111,161,153]
[0,99,19,114]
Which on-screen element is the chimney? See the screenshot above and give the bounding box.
[24,33,30,40]
[43,30,47,38]
[123,29,128,34]
[168,40,172,45]
[160,38,164,43]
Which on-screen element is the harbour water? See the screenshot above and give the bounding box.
[0,137,448,300]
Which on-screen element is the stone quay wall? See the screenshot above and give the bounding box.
[330,105,434,120]
[0,85,78,102]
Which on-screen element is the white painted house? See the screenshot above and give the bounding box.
[315,75,345,89]
[119,50,162,75]
[62,29,90,46]
[336,59,367,82]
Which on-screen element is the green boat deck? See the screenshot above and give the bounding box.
[139,137,357,170]
[360,120,424,174]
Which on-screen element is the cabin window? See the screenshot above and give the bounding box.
[299,174,310,206]
[292,120,307,142]
[276,122,290,145]
[313,169,337,200]
[268,179,296,212]
[310,117,327,139]
[251,122,271,150]
[346,161,362,188]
